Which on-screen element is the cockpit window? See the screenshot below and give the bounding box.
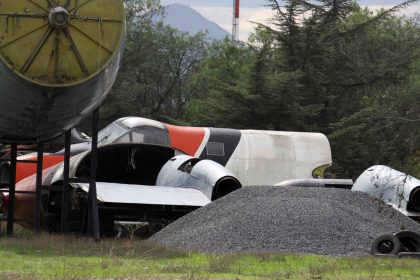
[97,123,170,146]
[115,133,131,143]
[98,123,128,145]
[206,142,225,156]
[131,127,170,146]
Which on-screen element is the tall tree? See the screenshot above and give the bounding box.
[183,38,255,127]
[328,9,420,177]
[101,0,208,125]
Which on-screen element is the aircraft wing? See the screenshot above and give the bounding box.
[72,182,211,207]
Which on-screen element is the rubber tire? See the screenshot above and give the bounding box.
[371,234,401,255]
[394,231,420,252]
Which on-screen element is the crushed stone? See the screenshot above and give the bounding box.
[151,186,420,256]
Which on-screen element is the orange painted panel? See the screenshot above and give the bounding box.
[16,154,64,183]
[166,124,205,156]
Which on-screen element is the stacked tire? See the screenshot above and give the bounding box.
[371,231,420,257]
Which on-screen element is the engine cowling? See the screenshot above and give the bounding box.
[352,165,420,217]
[156,155,242,201]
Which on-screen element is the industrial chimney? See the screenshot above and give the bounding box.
[232,0,240,41]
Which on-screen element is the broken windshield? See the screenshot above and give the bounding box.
[98,123,128,145]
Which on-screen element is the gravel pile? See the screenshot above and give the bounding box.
[151,186,420,256]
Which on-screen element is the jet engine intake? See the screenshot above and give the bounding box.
[212,176,242,200]
[409,187,420,211]
[156,155,242,201]
[0,1,125,142]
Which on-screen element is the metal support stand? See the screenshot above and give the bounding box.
[3,108,101,239]
[80,108,101,240]
[3,143,43,236]
[60,131,71,233]
[34,143,44,234]
[6,144,17,236]
[88,108,101,241]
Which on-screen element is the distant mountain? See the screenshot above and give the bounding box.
[162,4,231,40]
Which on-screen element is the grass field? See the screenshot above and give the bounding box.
[0,233,419,280]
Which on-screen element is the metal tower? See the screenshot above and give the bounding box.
[232,0,240,41]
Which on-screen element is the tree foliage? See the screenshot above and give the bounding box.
[102,0,207,125]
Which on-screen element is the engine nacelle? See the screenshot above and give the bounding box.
[352,165,420,217]
[156,155,242,201]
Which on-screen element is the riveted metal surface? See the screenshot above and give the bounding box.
[0,0,125,143]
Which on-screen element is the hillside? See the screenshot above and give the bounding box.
[162,4,230,40]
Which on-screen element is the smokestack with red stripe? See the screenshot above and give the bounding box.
[232,0,240,41]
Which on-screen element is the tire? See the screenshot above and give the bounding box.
[394,231,420,252]
[371,234,401,255]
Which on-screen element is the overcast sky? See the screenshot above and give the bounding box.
[161,0,419,41]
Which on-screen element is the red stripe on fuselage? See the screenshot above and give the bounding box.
[165,124,205,156]
[16,154,64,183]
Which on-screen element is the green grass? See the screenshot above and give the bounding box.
[0,234,419,279]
